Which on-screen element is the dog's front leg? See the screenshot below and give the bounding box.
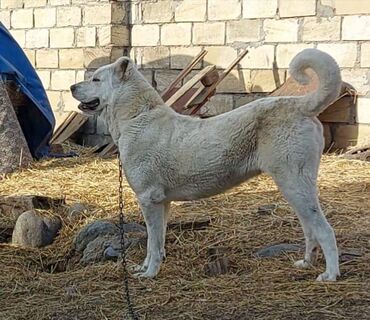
[134,201,168,278]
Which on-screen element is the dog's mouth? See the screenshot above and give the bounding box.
[78,98,100,112]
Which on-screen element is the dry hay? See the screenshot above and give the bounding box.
[0,146,370,320]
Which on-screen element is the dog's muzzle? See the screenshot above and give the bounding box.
[78,98,100,112]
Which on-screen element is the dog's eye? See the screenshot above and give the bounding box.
[92,78,100,82]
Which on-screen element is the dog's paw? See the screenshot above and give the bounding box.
[316,271,338,282]
[294,259,312,269]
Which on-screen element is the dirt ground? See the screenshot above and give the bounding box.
[0,152,369,320]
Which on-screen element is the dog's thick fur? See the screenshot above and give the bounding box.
[71,49,341,281]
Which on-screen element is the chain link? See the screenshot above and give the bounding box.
[118,157,140,320]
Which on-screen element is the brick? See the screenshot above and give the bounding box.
[142,0,173,23]
[98,26,130,46]
[49,0,70,5]
[24,49,35,66]
[61,90,80,112]
[26,29,49,48]
[24,0,46,7]
[239,45,275,69]
[302,17,341,41]
[57,7,81,27]
[264,18,299,42]
[84,4,111,25]
[59,49,85,69]
[76,27,96,47]
[46,91,61,111]
[341,69,370,96]
[250,70,285,92]
[193,22,225,45]
[227,19,260,43]
[342,16,370,41]
[0,0,23,9]
[161,23,191,46]
[279,0,316,18]
[131,25,160,46]
[175,0,206,22]
[335,0,370,15]
[34,8,56,28]
[0,11,11,28]
[243,0,277,18]
[112,3,126,24]
[51,70,75,91]
[76,70,85,83]
[317,43,357,68]
[204,46,237,69]
[356,98,370,124]
[83,48,112,69]
[138,47,170,69]
[208,0,241,20]
[217,70,251,93]
[37,70,50,90]
[10,29,25,47]
[170,46,202,69]
[201,94,233,116]
[233,93,266,108]
[361,43,370,68]
[11,9,33,29]
[36,49,59,68]
[276,44,314,68]
[154,70,181,91]
[50,28,74,48]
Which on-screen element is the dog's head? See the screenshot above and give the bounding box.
[70,57,132,114]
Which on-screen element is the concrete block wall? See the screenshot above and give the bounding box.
[0,0,129,131]
[1,0,369,148]
[130,0,370,148]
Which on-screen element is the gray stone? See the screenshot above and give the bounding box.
[73,220,118,252]
[74,220,147,264]
[103,246,120,260]
[68,202,89,219]
[256,243,302,258]
[12,210,62,248]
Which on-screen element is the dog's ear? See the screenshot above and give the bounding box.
[114,57,129,80]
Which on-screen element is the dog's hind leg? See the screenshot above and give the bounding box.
[269,169,339,281]
[133,199,169,278]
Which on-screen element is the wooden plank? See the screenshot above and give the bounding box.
[332,123,370,149]
[52,113,88,145]
[161,49,207,102]
[51,111,75,142]
[319,96,356,124]
[165,65,216,107]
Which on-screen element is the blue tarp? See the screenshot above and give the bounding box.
[0,22,55,158]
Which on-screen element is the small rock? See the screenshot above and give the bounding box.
[257,204,277,215]
[73,220,118,252]
[12,210,62,248]
[68,203,88,219]
[80,235,122,265]
[256,243,302,258]
[103,246,120,261]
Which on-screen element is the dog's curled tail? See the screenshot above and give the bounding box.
[289,48,342,117]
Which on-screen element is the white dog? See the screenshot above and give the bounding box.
[71,49,341,281]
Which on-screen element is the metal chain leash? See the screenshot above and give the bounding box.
[118,157,140,320]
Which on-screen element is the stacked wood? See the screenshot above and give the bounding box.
[0,78,33,175]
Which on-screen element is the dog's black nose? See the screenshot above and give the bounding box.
[70,84,77,92]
